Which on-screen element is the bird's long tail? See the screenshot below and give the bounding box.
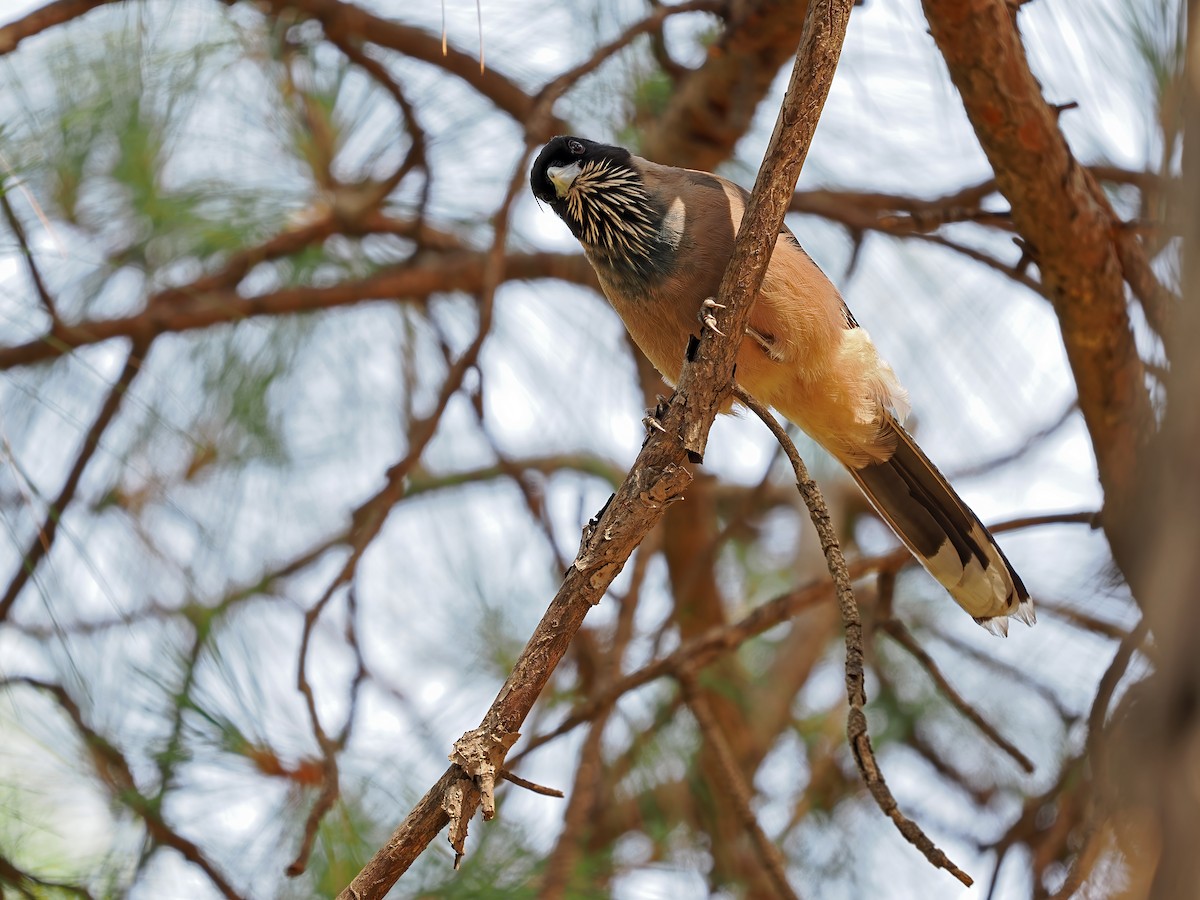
[846,417,1034,636]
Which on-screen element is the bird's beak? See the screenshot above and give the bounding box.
[546,162,581,198]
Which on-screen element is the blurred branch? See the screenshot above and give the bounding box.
[0,0,120,54]
[0,338,147,623]
[880,618,1035,773]
[930,629,1078,723]
[318,13,429,206]
[680,670,801,900]
[1029,595,1134,641]
[1,678,244,900]
[909,231,1044,295]
[406,453,626,495]
[0,854,94,900]
[789,165,1172,235]
[984,755,1089,900]
[790,165,1179,303]
[0,186,58,321]
[1113,223,1178,336]
[950,400,1077,480]
[535,0,723,111]
[641,0,810,169]
[256,0,553,129]
[1041,618,1151,899]
[0,247,597,371]
[922,0,1153,544]
[906,723,997,808]
[1086,617,1149,775]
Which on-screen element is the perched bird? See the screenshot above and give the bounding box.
[530,135,1033,635]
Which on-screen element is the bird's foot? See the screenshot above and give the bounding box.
[698,297,726,336]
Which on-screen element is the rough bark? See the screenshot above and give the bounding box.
[922,0,1153,542]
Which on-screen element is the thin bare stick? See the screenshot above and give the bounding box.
[498,770,564,799]
[734,385,973,887]
[0,188,58,320]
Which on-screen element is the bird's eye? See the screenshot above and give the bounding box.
[567,139,585,156]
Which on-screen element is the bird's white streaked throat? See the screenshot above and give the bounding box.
[560,158,660,264]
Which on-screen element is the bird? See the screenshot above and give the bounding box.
[530,135,1034,635]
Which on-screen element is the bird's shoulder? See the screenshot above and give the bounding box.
[631,156,859,329]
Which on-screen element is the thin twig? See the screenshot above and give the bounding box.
[498,770,564,799]
[734,385,973,887]
[0,187,58,320]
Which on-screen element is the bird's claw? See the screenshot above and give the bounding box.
[642,395,670,436]
[699,297,726,336]
[642,413,667,434]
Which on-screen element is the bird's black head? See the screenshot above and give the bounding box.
[530,136,661,265]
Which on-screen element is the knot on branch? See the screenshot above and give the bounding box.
[449,726,521,821]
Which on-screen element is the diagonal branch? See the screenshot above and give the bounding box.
[0,186,58,320]
[681,670,802,900]
[0,338,148,623]
[881,618,1035,773]
[337,3,855,896]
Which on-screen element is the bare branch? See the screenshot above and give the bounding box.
[0,186,58,320]
[0,248,596,371]
[0,338,147,623]
[735,386,973,886]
